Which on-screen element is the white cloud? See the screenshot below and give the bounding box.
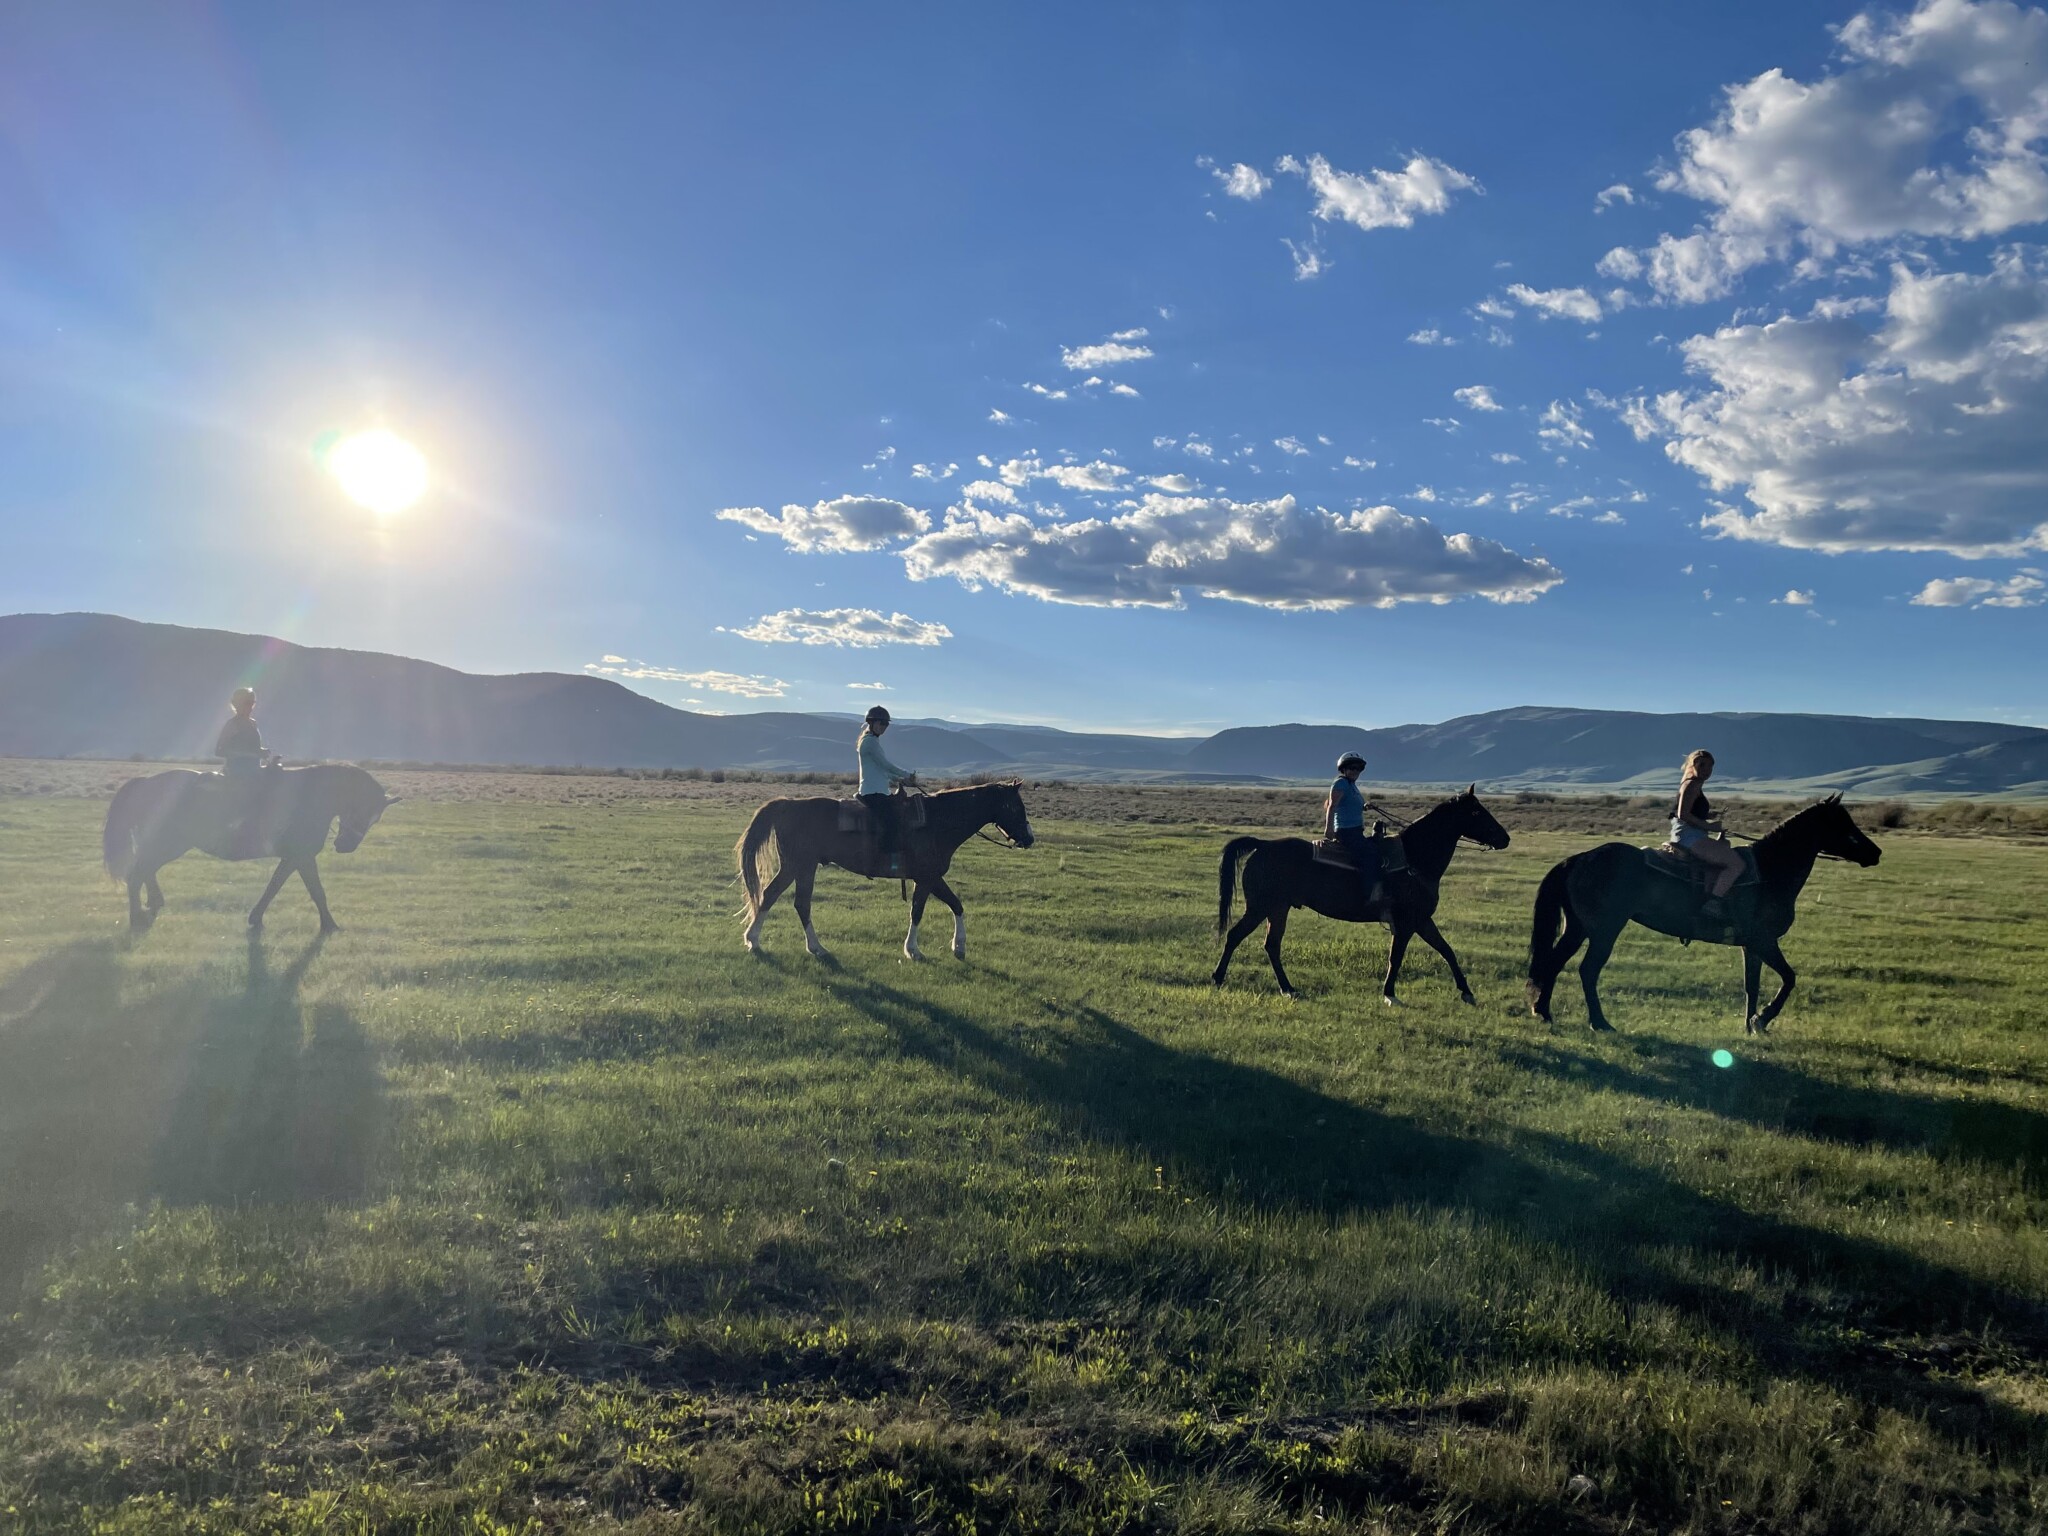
[1342,455,1377,468]
[1423,417,1461,433]
[1109,381,1141,397]
[1594,510,1627,525]
[1213,161,1272,200]
[1284,238,1328,280]
[1909,570,2046,606]
[989,408,1011,423]
[600,653,626,664]
[898,494,1562,610]
[1411,485,1440,502]
[724,608,953,648]
[1506,283,1603,322]
[1637,255,2048,555]
[1596,246,1644,280]
[846,682,891,691]
[1062,330,1155,370]
[996,454,1129,493]
[1626,0,2048,303]
[1149,473,1200,492]
[1773,588,1817,605]
[959,478,1018,504]
[1183,437,1216,458]
[911,462,959,481]
[585,661,787,699]
[1152,436,1178,449]
[1024,382,1068,399]
[1281,151,1480,232]
[1490,451,1523,464]
[1274,435,1311,456]
[1453,384,1503,411]
[1594,183,1637,212]
[717,495,931,553]
[1538,399,1595,452]
[1474,296,1515,320]
[1407,328,1455,346]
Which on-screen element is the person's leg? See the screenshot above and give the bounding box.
[1705,840,1744,899]
[859,793,896,865]
[1336,825,1379,907]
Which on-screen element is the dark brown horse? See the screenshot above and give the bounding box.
[102,765,399,934]
[1526,794,1882,1035]
[1213,788,1510,1002]
[736,782,1035,959]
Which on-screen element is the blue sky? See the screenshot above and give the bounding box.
[4,1,2045,732]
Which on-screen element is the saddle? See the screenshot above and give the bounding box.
[199,766,286,858]
[1642,842,1757,892]
[835,795,928,834]
[1312,834,1408,875]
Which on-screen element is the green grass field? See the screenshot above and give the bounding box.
[2,784,2045,1534]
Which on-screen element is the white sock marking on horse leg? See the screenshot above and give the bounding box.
[803,919,824,956]
[743,917,762,952]
[904,919,921,960]
[952,912,966,958]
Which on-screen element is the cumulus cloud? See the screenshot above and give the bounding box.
[1407,328,1455,345]
[1281,151,1480,232]
[959,479,1018,505]
[1274,435,1311,456]
[1149,473,1200,492]
[1024,382,1068,399]
[989,408,1011,423]
[724,607,953,647]
[911,462,958,481]
[1774,588,1817,605]
[1062,329,1154,370]
[1909,570,2046,605]
[1597,246,1645,280]
[717,495,930,552]
[1490,451,1523,464]
[1539,399,1595,452]
[898,493,1562,610]
[1622,0,2048,302]
[1453,385,1503,411]
[846,682,891,691]
[1109,381,1141,397]
[1212,160,1272,199]
[1506,283,1603,322]
[1594,183,1637,212]
[585,660,787,698]
[1631,255,2048,555]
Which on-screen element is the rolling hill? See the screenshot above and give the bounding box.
[2,612,2042,795]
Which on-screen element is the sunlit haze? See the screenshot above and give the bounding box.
[325,430,428,518]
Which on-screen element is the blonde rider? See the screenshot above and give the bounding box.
[1673,748,1744,916]
[857,706,916,867]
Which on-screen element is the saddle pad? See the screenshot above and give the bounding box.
[836,797,929,833]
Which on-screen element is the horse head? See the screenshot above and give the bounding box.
[1454,784,1511,850]
[1816,792,1882,867]
[986,780,1035,848]
[334,768,401,853]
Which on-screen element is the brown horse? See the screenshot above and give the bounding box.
[102,764,399,934]
[736,782,1035,959]
[1527,793,1881,1035]
[1213,788,1510,1002]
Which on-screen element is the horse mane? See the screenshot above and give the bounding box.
[1753,793,1843,849]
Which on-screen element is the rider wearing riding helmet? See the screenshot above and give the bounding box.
[1673,748,1744,916]
[1323,750,1383,906]
[857,706,916,868]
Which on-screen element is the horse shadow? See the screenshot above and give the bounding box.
[1495,1039,2048,1193]
[817,968,2045,1460]
[0,934,381,1305]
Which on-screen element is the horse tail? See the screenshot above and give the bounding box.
[1216,836,1260,934]
[735,803,780,923]
[1528,858,1572,981]
[103,776,151,881]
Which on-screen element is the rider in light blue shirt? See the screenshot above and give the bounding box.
[856,706,915,866]
[1323,751,1382,907]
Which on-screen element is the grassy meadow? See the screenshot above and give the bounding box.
[1,774,2045,1534]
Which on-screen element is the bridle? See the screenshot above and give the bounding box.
[902,781,1030,850]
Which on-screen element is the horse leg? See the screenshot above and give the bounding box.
[1382,922,1413,1007]
[298,856,340,934]
[904,884,927,961]
[1213,907,1264,986]
[743,868,795,952]
[144,874,165,914]
[1742,947,1763,1033]
[1528,909,1587,1023]
[924,875,967,959]
[1577,924,1622,1034]
[793,865,827,958]
[1413,915,1476,1006]
[1263,909,1297,997]
[1749,938,1797,1035]
[247,856,296,931]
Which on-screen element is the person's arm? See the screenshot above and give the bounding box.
[872,738,911,782]
[214,721,234,760]
[1322,786,1337,838]
[1677,779,1710,829]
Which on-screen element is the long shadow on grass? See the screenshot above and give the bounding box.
[1496,1039,2048,1193]
[822,970,2046,1461]
[0,934,381,1306]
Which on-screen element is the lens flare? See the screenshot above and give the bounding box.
[326,430,428,516]
[1711,1049,1736,1069]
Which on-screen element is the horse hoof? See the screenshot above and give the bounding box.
[1382,995,1401,1008]
[952,945,967,961]
[1458,991,1477,1007]
[321,922,341,936]
[1589,1020,1615,1034]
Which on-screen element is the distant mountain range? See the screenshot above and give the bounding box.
[3,612,2045,796]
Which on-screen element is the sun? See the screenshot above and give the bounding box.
[327,429,429,516]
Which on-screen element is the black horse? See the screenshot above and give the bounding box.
[1213,788,1511,1002]
[1526,793,1882,1035]
[102,764,400,934]
[736,782,1035,960]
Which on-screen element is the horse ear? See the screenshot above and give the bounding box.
[1466,783,1476,797]
[383,793,402,807]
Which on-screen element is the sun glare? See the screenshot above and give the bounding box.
[327,429,429,516]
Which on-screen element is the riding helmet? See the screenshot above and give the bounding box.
[231,686,257,708]
[1336,751,1366,772]
[864,705,891,727]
